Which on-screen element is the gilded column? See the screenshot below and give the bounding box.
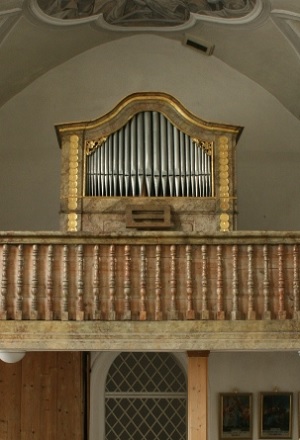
[67,134,80,232]
[218,135,230,232]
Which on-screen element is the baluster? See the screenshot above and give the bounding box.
[139,245,147,320]
[277,245,286,319]
[93,245,101,319]
[45,245,53,320]
[30,245,38,319]
[168,245,178,320]
[155,245,162,320]
[0,245,8,319]
[262,245,271,319]
[200,245,209,320]
[293,245,300,319]
[123,245,131,320]
[76,245,84,320]
[231,245,240,320]
[186,245,195,319]
[216,245,225,320]
[15,244,23,320]
[108,245,116,320]
[247,245,256,320]
[61,245,69,320]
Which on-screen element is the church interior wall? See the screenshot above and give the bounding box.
[0,33,299,439]
[1,34,300,231]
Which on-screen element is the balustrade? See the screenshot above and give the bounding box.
[0,232,300,321]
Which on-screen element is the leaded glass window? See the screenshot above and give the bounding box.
[105,352,187,439]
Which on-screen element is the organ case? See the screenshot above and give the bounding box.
[56,92,243,233]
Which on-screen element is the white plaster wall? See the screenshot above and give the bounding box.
[0,34,300,230]
[209,351,300,440]
[89,351,300,440]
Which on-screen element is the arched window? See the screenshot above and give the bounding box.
[90,352,187,440]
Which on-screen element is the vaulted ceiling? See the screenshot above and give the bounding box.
[1,0,300,120]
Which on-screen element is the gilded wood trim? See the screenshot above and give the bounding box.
[67,134,79,232]
[55,92,243,141]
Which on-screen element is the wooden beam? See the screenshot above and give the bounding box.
[187,351,210,440]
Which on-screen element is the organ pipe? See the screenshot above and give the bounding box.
[86,111,213,197]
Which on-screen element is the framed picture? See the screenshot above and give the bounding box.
[219,393,253,439]
[260,392,293,438]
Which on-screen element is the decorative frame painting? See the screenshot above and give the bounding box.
[260,392,293,438]
[219,393,253,439]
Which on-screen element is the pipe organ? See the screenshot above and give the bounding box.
[56,93,242,233]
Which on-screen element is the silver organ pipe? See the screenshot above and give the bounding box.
[185,134,191,196]
[180,131,185,197]
[152,112,160,197]
[167,122,174,196]
[100,140,105,196]
[160,113,168,197]
[190,138,195,197]
[86,111,213,197]
[137,113,144,195]
[124,122,130,196]
[118,129,124,196]
[144,111,152,196]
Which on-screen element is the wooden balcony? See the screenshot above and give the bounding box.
[0,231,300,352]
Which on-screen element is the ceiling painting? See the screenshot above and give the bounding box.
[36,0,258,26]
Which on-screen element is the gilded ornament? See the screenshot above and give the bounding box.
[67,213,78,232]
[219,172,229,179]
[68,199,77,210]
[68,134,79,231]
[192,138,213,155]
[219,158,229,165]
[220,221,230,231]
[220,192,229,199]
[219,164,229,172]
[219,136,229,144]
[68,188,77,195]
[86,137,107,155]
[220,213,229,221]
[69,174,78,182]
[220,202,230,211]
[219,143,229,151]
[218,135,230,231]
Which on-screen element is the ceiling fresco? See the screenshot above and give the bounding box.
[36,0,257,26]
